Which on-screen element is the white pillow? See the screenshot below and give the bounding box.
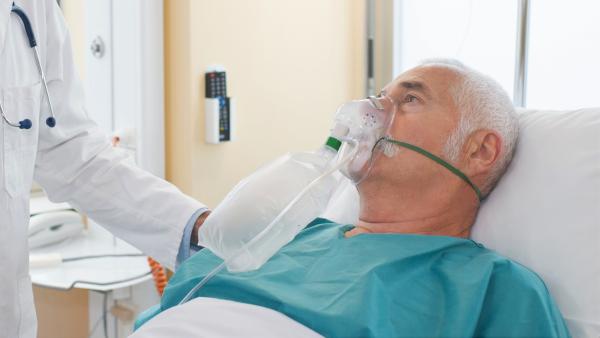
[472,108,600,337]
[320,108,600,337]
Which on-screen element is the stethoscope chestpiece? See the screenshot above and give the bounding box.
[46,117,56,128]
[19,119,32,130]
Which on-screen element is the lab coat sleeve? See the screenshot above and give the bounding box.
[33,0,205,270]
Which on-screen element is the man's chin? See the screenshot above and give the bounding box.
[356,174,386,192]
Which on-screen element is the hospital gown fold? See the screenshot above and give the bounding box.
[138,219,570,338]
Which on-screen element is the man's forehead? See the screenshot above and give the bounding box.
[387,66,460,98]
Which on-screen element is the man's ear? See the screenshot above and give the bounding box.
[464,130,502,176]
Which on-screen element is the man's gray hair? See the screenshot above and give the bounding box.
[419,58,519,196]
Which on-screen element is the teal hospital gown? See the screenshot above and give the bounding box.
[138,219,570,337]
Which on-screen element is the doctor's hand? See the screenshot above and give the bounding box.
[191,211,211,246]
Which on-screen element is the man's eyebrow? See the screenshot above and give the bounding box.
[397,81,432,98]
[379,80,433,99]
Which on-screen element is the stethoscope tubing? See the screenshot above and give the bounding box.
[0,2,57,130]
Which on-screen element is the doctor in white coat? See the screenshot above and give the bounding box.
[0,1,209,337]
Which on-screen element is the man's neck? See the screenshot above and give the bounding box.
[351,184,478,239]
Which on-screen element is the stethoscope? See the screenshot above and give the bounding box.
[0,2,57,130]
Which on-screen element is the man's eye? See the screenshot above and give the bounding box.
[403,94,418,103]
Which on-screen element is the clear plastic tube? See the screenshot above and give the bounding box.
[178,138,359,305]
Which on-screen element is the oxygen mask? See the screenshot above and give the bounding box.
[331,95,396,184]
[332,95,483,200]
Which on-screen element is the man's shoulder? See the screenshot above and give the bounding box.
[474,250,570,337]
[482,249,548,292]
[444,243,552,297]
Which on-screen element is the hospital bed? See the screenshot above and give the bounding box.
[133,107,600,337]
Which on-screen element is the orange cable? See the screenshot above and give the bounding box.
[147,257,168,296]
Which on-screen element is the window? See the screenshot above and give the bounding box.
[526,0,600,109]
[393,0,518,98]
[390,0,600,109]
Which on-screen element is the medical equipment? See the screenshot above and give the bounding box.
[334,96,396,183]
[376,137,483,201]
[197,141,347,272]
[28,210,85,249]
[337,94,481,199]
[186,142,351,304]
[188,96,395,304]
[0,2,57,130]
[205,70,235,144]
[337,95,481,199]
[335,94,481,199]
[196,95,395,269]
[147,257,168,296]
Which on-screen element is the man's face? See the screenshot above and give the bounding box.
[360,65,464,192]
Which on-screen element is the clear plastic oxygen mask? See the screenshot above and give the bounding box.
[334,94,482,201]
[331,95,396,184]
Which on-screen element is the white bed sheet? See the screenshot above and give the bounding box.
[129,297,323,338]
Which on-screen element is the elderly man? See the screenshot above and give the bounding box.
[133,60,570,338]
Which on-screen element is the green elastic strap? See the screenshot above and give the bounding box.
[379,137,483,201]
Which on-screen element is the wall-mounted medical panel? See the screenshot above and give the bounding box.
[205,70,235,144]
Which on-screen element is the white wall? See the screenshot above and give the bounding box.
[165,0,367,207]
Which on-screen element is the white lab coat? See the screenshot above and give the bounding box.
[0,1,205,337]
